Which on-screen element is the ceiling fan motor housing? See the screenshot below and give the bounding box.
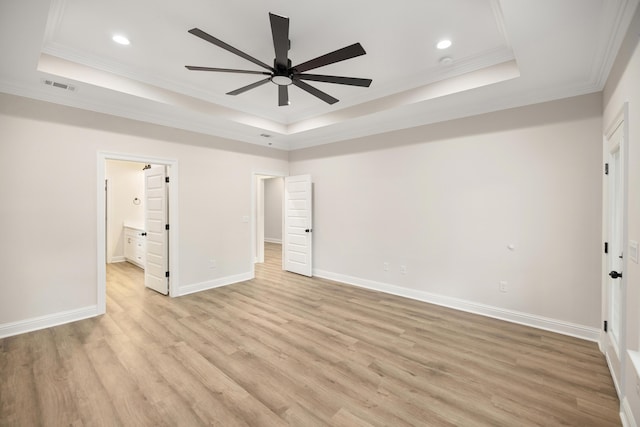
[271,59,293,85]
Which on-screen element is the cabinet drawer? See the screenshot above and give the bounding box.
[123,226,146,268]
[133,253,145,266]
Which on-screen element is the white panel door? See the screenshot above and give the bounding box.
[144,165,169,295]
[284,175,312,276]
[603,121,625,393]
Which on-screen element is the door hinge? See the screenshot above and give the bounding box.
[165,176,170,183]
[604,242,608,254]
[605,163,609,175]
[165,224,170,230]
[165,271,170,278]
[604,320,608,332]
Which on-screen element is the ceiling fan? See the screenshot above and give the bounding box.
[185,12,372,106]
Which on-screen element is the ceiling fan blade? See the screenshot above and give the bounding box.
[185,66,271,75]
[278,85,289,106]
[292,79,338,105]
[295,74,372,87]
[269,13,290,68]
[227,78,271,96]
[293,43,366,73]
[188,28,273,72]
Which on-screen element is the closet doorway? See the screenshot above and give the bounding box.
[252,173,285,278]
[254,174,284,264]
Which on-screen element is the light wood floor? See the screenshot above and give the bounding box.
[1,243,620,426]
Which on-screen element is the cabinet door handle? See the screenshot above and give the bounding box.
[128,237,131,243]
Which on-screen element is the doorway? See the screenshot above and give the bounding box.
[253,173,285,268]
[251,172,314,279]
[105,160,147,265]
[97,152,179,315]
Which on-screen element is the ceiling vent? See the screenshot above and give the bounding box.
[42,79,76,92]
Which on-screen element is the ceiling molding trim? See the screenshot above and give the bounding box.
[591,0,639,89]
[490,0,512,49]
[42,0,67,44]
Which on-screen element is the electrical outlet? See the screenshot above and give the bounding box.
[400,265,407,275]
[383,262,389,271]
[499,281,508,293]
[209,259,217,269]
[636,378,640,397]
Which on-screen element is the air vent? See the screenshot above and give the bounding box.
[42,79,76,92]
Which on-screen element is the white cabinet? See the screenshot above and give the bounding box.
[124,226,146,269]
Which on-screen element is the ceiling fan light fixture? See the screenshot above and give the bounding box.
[271,75,293,86]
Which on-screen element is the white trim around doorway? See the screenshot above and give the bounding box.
[250,170,287,279]
[97,152,180,315]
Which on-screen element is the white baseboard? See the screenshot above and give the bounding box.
[108,255,126,263]
[598,331,606,353]
[177,272,253,296]
[313,269,600,342]
[605,351,622,398]
[264,238,282,244]
[0,305,101,339]
[621,396,637,427]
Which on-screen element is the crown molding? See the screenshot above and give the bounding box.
[591,0,639,89]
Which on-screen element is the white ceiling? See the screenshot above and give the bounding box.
[0,0,637,150]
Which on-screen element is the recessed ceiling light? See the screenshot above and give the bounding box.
[437,39,452,50]
[112,35,130,45]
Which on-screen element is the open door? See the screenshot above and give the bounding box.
[284,175,313,276]
[144,165,169,295]
[602,119,626,394]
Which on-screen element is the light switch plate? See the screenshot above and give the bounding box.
[630,240,639,264]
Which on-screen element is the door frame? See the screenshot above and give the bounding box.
[601,103,629,397]
[97,152,179,313]
[250,170,286,278]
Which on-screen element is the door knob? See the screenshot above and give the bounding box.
[609,270,623,279]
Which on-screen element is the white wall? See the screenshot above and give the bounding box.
[603,6,640,423]
[290,93,603,338]
[264,177,283,243]
[0,93,288,331]
[105,160,146,263]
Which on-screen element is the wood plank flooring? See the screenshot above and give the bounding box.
[0,243,620,426]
